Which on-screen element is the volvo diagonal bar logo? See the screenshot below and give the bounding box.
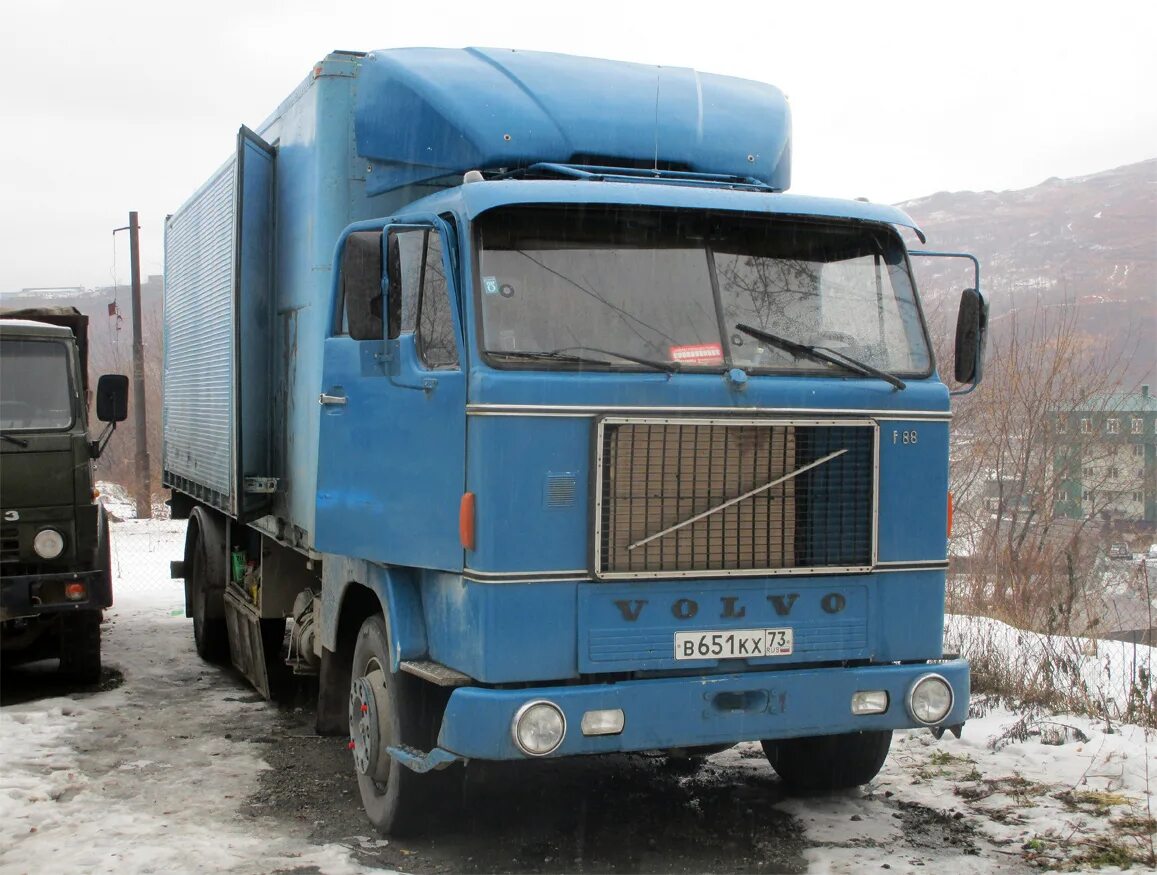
[625,448,849,552]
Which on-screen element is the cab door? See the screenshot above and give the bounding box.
[315,215,467,571]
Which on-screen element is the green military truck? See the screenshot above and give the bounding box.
[0,307,128,683]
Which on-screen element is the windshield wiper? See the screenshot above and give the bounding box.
[554,346,679,374]
[487,347,679,374]
[734,323,906,391]
[486,349,613,367]
[1,433,30,447]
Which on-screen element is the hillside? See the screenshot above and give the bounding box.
[901,159,1156,381]
[0,276,164,377]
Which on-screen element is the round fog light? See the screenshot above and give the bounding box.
[512,700,566,756]
[908,673,953,725]
[33,529,65,560]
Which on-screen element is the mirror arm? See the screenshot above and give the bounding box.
[90,421,116,459]
[911,250,986,395]
[908,250,981,293]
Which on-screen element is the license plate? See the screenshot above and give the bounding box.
[674,628,793,660]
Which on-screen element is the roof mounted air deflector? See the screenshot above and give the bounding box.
[354,47,792,197]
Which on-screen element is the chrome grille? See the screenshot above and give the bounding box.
[595,418,875,578]
[1,526,18,567]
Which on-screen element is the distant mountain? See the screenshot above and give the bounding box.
[901,159,1156,381]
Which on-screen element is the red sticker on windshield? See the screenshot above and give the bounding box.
[669,343,724,365]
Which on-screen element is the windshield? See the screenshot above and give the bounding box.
[477,206,931,376]
[0,338,75,430]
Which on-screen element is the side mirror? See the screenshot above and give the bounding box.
[342,231,384,340]
[953,288,988,386]
[96,374,129,423]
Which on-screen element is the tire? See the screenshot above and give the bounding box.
[187,510,230,664]
[350,614,447,836]
[59,610,102,684]
[96,504,113,607]
[761,730,892,793]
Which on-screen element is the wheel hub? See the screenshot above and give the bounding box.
[349,669,389,781]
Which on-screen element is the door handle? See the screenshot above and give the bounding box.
[319,393,347,406]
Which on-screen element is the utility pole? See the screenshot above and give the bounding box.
[114,212,152,519]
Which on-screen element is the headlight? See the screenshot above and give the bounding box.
[908,673,954,725]
[512,700,566,756]
[33,529,65,559]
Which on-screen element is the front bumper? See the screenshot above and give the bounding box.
[0,570,110,621]
[436,659,969,760]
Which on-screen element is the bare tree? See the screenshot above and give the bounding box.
[90,304,163,512]
[947,298,1140,632]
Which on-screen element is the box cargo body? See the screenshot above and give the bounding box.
[165,53,365,547]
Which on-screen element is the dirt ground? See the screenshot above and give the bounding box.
[249,701,811,874]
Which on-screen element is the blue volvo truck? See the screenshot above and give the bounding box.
[163,47,987,834]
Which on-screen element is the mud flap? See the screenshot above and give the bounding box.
[224,586,272,699]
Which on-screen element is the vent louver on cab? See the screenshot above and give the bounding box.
[545,474,578,508]
[594,418,876,578]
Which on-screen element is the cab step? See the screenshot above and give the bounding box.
[399,659,473,687]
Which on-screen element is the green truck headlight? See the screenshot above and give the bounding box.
[33,528,65,559]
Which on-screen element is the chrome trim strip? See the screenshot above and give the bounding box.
[597,565,874,581]
[871,426,880,568]
[461,562,945,584]
[464,570,590,583]
[599,416,877,428]
[468,403,952,421]
[873,560,949,570]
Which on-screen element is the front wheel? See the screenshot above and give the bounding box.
[349,614,448,836]
[761,730,892,792]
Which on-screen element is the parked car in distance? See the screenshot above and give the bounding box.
[1108,543,1132,560]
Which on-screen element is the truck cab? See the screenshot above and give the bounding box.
[0,310,127,683]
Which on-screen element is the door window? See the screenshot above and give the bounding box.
[392,228,459,369]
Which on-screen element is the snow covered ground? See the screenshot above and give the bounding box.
[0,520,368,875]
[2,519,1154,873]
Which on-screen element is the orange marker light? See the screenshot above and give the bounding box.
[947,492,954,539]
[459,492,476,551]
[65,582,87,601]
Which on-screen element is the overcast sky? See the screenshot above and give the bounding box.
[2,0,1154,293]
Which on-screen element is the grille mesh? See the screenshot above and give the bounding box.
[1,526,18,567]
[597,420,874,576]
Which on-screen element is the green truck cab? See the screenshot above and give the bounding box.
[0,307,127,683]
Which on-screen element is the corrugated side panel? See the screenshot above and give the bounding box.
[163,161,236,513]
